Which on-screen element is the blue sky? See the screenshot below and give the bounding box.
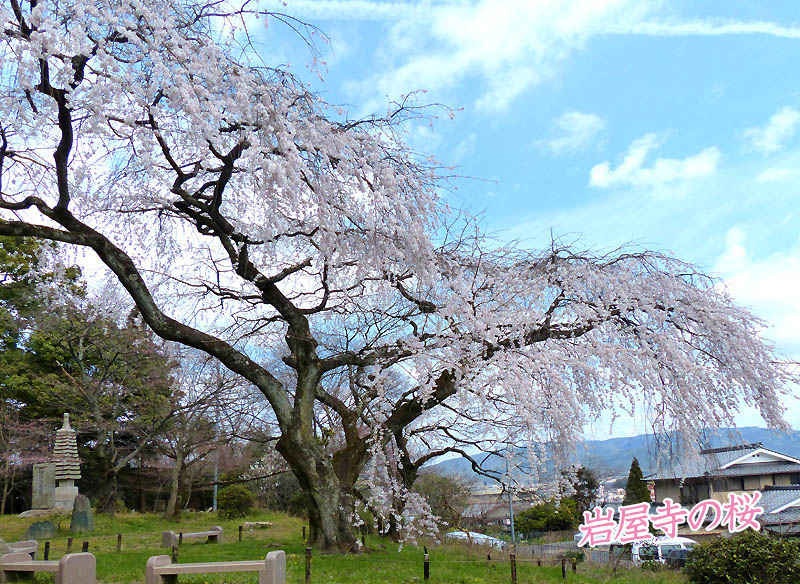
[259,0,800,435]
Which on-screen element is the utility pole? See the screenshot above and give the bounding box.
[212,383,222,512]
[505,454,516,547]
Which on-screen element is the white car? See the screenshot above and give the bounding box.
[444,531,507,549]
[631,536,697,564]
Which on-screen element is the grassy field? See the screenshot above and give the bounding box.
[0,511,687,584]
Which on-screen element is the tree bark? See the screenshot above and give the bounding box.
[276,435,360,551]
[0,467,12,516]
[164,443,184,520]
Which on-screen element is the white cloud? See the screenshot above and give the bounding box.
[453,132,477,160]
[606,19,800,38]
[756,167,796,183]
[342,0,654,112]
[274,2,800,112]
[715,226,800,359]
[589,134,721,189]
[743,107,800,154]
[540,111,605,154]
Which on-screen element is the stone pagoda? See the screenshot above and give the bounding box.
[32,413,82,510]
[52,413,81,510]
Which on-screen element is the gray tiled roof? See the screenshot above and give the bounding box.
[716,461,800,477]
[648,448,800,481]
[760,487,800,513]
[763,509,800,526]
[648,448,762,480]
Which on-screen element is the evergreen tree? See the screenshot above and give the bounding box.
[622,457,651,505]
[571,466,600,515]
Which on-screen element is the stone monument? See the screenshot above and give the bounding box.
[53,413,81,510]
[70,494,94,533]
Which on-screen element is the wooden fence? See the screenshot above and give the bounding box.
[515,543,634,567]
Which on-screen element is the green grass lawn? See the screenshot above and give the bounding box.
[0,511,687,584]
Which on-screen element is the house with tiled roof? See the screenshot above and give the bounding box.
[759,485,800,535]
[648,443,800,507]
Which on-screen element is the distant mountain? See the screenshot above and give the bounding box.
[426,427,800,483]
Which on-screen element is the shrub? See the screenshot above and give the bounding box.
[684,530,800,584]
[559,550,585,564]
[515,498,578,533]
[217,484,254,519]
[641,560,664,572]
[286,490,310,518]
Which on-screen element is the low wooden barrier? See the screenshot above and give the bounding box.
[0,552,95,584]
[145,550,285,584]
[161,526,223,547]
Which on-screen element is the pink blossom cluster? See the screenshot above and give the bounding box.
[577,492,764,547]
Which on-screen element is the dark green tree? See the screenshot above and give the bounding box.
[622,457,650,505]
[567,466,600,515]
[0,237,83,410]
[0,237,83,513]
[515,498,578,533]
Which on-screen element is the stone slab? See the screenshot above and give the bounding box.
[17,509,57,519]
[25,521,57,540]
[32,463,56,509]
[69,494,93,533]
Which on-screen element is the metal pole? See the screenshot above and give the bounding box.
[506,456,516,547]
[212,411,220,512]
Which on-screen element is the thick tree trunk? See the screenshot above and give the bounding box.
[164,445,184,520]
[1,460,13,516]
[277,437,360,551]
[96,474,118,514]
[1,478,9,516]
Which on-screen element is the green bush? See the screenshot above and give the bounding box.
[515,498,578,533]
[559,550,585,564]
[684,530,800,584]
[641,560,664,572]
[217,484,254,519]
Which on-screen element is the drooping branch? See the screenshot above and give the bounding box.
[0,216,291,426]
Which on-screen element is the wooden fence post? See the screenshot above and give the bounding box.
[171,545,178,563]
[572,558,577,573]
[43,541,50,560]
[305,547,312,583]
[179,532,183,546]
[66,537,73,554]
[424,553,430,580]
[302,526,306,540]
[561,558,566,579]
[117,533,122,552]
[82,541,89,553]
[238,525,243,542]
[537,559,541,567]
[510,552,517,584]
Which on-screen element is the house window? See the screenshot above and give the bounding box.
[742,476,761,490]
[711,478,743,492]
[790,473,800,485]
